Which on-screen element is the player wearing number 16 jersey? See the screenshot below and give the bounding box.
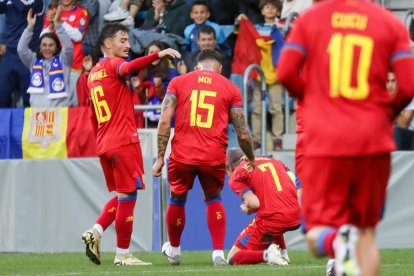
[278,0,414,275]
[82,23,181,266]
[152,50,255,265]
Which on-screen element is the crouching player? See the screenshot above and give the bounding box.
[226,148,301,265]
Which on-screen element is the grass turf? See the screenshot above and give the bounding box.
[0,249,413,275]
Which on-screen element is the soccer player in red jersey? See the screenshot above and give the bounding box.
[81,23,180,266]
[225,148,301,266]
[278,0,414,275]
[152,49,255,265]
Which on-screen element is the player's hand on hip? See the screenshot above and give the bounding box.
[152,158,165,177]
[158,48,181,59]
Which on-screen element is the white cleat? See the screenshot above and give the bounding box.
[266,244,288,265]
[81,228,101,265]
[282,253,291,264]
[162,242,181,265]
[335,224,360,276]
[213,255,227,266]
[326,259,336,276]
[113,253,152,266]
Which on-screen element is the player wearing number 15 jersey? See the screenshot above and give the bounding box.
[82,23,181,266]
[225,148,301,266]
[152,50,255,266]
[278,0,414,275]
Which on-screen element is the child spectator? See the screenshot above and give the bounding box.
[18,8,73,108]
[183,0,226,53]
[251,0,285,150]
[135,41,179,127]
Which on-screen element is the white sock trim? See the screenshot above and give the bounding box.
[93,224,103,236]
[116,247,129,255]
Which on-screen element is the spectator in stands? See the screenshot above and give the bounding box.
[42,0,89,106]
[76,55,93,107]
[135,41,179,127]
[184,1,226,53]
[104,0,145,28]
[143,0,191,36]
[182,25,231,78]
[80,0,100,55]
[0,0,44,108]
[392,72,414,150]
[251,0,284,151]
[18,8,73,108]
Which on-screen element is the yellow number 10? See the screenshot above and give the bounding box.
[189,90,216,128]
[327,33,373,100]
[258,163,282,192]
[91,85,111,123]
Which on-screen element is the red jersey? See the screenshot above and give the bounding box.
[281,0,413,156]
[45,7,89,71]
[87,57,139,154]
[167,70,243,165]
[230,158,301,229]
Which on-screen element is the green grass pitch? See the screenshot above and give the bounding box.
[0,249,413,275]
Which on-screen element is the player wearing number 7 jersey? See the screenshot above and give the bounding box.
[152,49,255,266]
[278,0,414,275]
[82,23,181,266]
[225,148,301,266]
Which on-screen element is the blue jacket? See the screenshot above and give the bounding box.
[0,0,44,53]
[184,20,226,53]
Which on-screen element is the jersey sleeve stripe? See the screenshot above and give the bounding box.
[282,42,307,55]
[118,62,126,76]
[391,50,414,62]
[241,187,252,197]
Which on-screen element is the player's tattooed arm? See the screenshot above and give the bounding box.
[230,108,255,169]
[153,94,177,177]
[157,94,177,158]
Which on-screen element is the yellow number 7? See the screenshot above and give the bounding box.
[258,163,282,192]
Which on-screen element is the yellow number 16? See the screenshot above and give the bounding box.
[91,85,111,123]
[327,33,373,100]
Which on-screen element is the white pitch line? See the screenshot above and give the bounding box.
[8,263,412,276]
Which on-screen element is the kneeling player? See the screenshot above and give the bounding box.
[226,148,301,265]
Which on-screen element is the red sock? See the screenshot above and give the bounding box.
[206,199,226,250]
[274,235,286,250]
[230,250,264,265]
[96,196,117,231]
[317,227,336,258]
[115,194,137,249]
[166,200,186,247]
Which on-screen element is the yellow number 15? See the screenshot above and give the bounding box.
[327,33,373,100]
[190,90,216,128]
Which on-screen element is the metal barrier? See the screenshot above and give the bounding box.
[134,104,162,128]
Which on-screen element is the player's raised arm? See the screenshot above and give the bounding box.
[230,108,255,170]
[119,48,181,76]
[152,93,177,177]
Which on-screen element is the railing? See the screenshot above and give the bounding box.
[243,64,267,156]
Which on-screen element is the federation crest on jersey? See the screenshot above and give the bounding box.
[28,108,62,148]
[68,15,76,22]
[31,72,43,87]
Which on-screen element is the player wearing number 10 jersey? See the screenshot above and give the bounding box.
[278,0,414,275]
[152,50,255,265]
[82,23,180,266]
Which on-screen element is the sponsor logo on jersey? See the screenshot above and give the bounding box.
[80,18,86,26]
